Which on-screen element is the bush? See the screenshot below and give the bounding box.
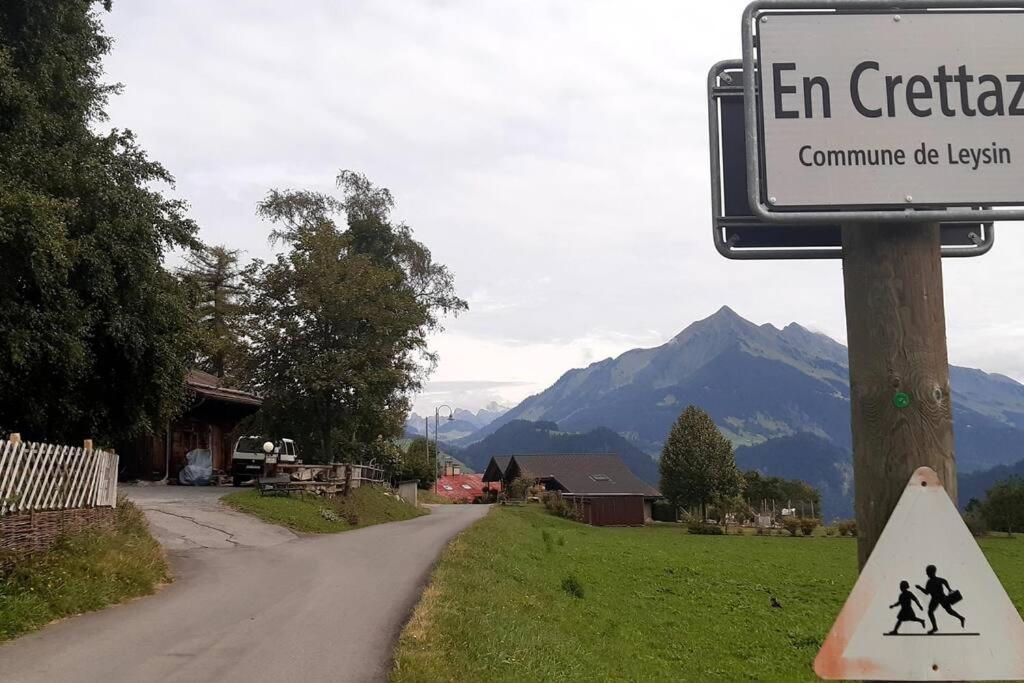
[507,476,536,501]
[781,517,801,537]
[837,519,857,537]
[686,520,724,535]
[542,492,583,522]
[561,574,584,599]
[824,526,836,537]
[799,517,820,537]
[651,499,679,523]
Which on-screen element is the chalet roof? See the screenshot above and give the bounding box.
[186,370,263,407]
[503,453,660,497]
[482,455,512,483]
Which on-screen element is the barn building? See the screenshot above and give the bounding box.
[123,370,262,481]
[482,453,660,526]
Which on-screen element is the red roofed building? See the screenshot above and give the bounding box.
[435,462,497,502]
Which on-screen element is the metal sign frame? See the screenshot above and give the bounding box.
[708,60,994,259]
[742,0,1024,223]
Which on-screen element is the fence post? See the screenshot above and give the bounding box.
[83,439,93,451]
[9,433,21,445]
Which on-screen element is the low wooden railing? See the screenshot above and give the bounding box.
[0,435,119,516]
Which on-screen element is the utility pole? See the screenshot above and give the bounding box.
[433,405,454,493]
[842,222,956,568]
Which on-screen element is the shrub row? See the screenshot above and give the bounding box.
[542,493,583,522]
[780,516,821,536]
[686,520,724,535]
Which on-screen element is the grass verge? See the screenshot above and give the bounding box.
[392,505,1024,682]
[0,499,170,643]
[222,485,425,533]
[417,489,454,505]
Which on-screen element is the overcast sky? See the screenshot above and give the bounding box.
[99,1,1024,415]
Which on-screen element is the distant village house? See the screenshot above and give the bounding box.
[435,459,496,502]
[483,453,660,526]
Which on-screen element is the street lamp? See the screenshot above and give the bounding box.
[434,405,454,492]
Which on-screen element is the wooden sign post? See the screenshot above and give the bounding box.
[716,2,1024,678]
[841,223,956,566]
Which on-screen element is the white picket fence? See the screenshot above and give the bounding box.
[0,440,119,516]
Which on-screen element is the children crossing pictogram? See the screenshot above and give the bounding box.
[815,467,1024,680]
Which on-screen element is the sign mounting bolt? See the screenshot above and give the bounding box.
[768,196,777,205]
[761,15,768,23]
[894,14,901,22]
[905,195,913,203]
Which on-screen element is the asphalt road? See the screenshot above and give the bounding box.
[0,490,489,683]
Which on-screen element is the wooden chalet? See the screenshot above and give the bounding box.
[482,453,661,526]
[122,370,262,481]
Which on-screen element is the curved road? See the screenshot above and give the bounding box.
[0,488,488,683]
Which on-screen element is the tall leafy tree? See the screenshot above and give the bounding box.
[400,437,438,489]
[242,171,466,461]
[0,1,198,441]
[179,245,247,379]
[659,405,742,519]
[981,477,1024,533]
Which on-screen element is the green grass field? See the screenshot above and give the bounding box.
[392,505,1024,682]
[0,499,170,642]
[223,485,425,533]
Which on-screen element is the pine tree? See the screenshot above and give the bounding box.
[179,245,247,379]
[659,405,742,519]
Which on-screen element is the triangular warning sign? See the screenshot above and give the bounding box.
[815,467,1024,681]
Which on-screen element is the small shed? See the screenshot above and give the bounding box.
[482,453,661,526]
[123,370,263,481]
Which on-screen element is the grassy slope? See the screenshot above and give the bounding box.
[0,500,170,642]
[392,506,1024,683]
[418,489,454,505]
[223,485,425,533]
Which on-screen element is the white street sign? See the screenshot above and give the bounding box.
[815,467,1024,681]
[754,11,1024,210]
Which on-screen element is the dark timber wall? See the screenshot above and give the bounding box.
[572,495,646,526]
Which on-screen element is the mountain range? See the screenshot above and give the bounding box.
[461,306,1024,474]
[406,402,509,442]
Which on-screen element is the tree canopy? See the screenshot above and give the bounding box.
[980,476,1024,533]
[0,0,198,442]
[659,405,743,517]
[741,470,821,515]
[241,171,466,462]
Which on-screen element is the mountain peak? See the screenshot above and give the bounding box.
[672,305,759,344]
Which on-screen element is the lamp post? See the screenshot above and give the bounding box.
[434,405,454,492]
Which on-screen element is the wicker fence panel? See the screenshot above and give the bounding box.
[0,507,117,555]
[0,441,119,516]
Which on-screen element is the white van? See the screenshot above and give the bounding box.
[230,437,302,486]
